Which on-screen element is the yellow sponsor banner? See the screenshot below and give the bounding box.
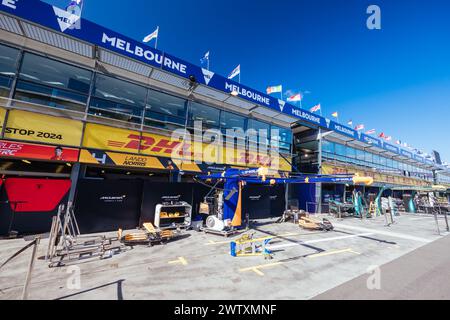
[0,107,5,134]
[79,149,100,165]
[107,152,165,170]
[83,123,292,171]
[322,163,429,187]
[79,149,166,170]
[4,110,83,147]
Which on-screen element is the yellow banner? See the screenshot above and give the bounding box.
[322,163,429,187]
[0,107,5,134]
[83,123,291,171]
[79,149,166,170]
[4,110,83,147]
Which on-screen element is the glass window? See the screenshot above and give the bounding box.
[365,151,373,164]
[373,154,380,165]
[271,125,292,151]
[90,74,146,123]
[386,158,393,168]
[15,81,88,111]
[322,140,335,154]
[346,147,356,159]
[146,89,186,119]
[188,102,220,129]
[15,53,91,111]
[356,149,365,161]
[19,53,91,94]
[0,44,20,77]
[145,89,186,129]
[335,143,346,156]
[221,111,246,131]
[0,44,20,97]
[248,119,270,147]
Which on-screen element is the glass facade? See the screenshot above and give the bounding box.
[15,52,92,112]
[0,44,20,97]
[322,140,434,181]
[0,44,293,153]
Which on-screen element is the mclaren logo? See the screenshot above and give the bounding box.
[53,4,81,32]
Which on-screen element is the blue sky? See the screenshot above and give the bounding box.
[45,0,450,161]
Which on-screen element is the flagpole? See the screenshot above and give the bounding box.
[155,26,159,50]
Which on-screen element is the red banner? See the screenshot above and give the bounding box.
[5,178,71,212]
[0,140,79,162]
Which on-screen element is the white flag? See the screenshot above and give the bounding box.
[228,64,240,80]
[143,27,159,43]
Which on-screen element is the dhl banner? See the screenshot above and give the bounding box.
[3,110,83,147]
[0,140,79,162]
[322,163,429,187]
[83,123,291,171]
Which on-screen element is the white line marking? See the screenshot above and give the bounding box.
[267,233,373,250]
[333,223,432,243]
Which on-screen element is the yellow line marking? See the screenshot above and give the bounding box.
[251,268,265,276]
[205,232,305,246]
[239,262,283,277]
[168,257,188,266]
[308,248,360,259]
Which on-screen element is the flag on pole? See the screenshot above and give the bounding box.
[266,85,283,95]
[228,64,241,80]
[347,120,353,126]
[67,0,83,10]
[385,136,392,141]
[355,124,365,131]
[331,112,339,118]
[66,0,83,29]
[143,26,159,43]
[396,140,402,145]
[310,104,321,113]
[287,93,302,102]
[366,129,376,135]
[200,51,210,64]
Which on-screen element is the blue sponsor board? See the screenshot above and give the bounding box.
[383,143,399,154]
[0,0,438,168]
[360,134,382,148]
[325,120,357,139]
[401,149,413,159]
[414,154,424,162]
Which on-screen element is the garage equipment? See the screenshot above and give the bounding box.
[230,233,273,259]
[46,204,124,268]
[329,200,355,219]
[299,216,334,231]
[155,201,192,230]
[196,167,373,233]
[119,222,179,246]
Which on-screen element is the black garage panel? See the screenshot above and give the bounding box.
[74,180,143,234]
[242,185,285,220]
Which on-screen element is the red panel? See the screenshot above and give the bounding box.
[5,179,71,212]
[0,140,79,162]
